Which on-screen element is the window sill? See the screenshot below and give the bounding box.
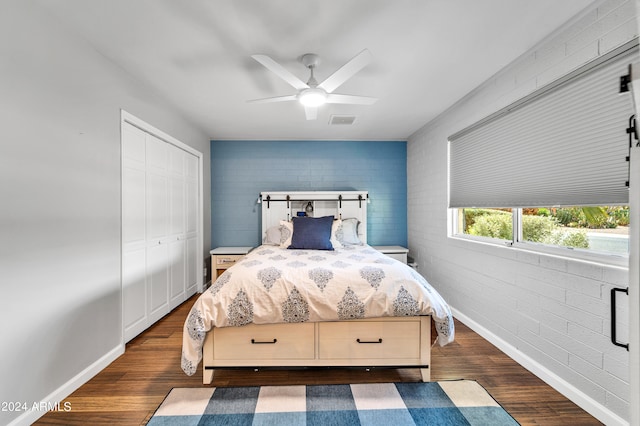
[448,234,629,269]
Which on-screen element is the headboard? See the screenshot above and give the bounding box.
[260,191,368,244]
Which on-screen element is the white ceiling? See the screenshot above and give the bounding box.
[38,0,594,141]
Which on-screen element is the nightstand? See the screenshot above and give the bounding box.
[210,247,253,278]
[373,245,409,264]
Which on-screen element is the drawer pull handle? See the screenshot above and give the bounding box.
[251,338,277,344]
[356,338,383,344]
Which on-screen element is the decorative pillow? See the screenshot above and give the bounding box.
[336,217,362,245]
[288,215,335,250]
[331,219,343,249]
[263,225,282,246]
[279,220,293,248]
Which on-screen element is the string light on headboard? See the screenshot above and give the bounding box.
[305,201,314,215]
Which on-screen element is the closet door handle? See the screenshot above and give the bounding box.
[611,287,629,351]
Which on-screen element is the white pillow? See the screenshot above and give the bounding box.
[263,225,282,246]
[279,220,293,248]
[331,219,343,249]
[336,217,362,245]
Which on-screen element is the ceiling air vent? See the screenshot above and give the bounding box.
[329,115,356,125]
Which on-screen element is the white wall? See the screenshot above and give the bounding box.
[0,2,210,425]
[408,0,637,424]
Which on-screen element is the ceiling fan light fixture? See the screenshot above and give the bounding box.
[298,88,327,107]
[250,50,375,119]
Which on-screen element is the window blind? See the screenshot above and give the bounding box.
[449,43,637,208]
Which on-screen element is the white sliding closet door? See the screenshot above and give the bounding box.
[168,145,186,310]
[122,117,202,342]
[122,123,149,341]
[185,153,199,295]
[146,134,170,324]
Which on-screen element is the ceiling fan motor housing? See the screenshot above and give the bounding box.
[300,53,320,69]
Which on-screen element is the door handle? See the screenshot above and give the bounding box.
[611,287,629,351]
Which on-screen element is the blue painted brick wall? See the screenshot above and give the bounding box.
[211,140,407,248]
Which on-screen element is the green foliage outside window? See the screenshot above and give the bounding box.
[552,206,629,228]
[465,209,511,240]
[465,208,590,248]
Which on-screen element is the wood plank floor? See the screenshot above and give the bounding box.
[34,295,602,425]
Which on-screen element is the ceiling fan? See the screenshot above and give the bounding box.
[248,49,378,120]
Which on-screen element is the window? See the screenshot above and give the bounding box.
[448,41,636,263]
[453,206,629,257]
[519,206,629,254]
[456,208,513,242]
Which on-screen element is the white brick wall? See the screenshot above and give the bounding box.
[407,0,637,423]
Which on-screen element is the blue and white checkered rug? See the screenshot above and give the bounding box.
[147,380,519,425]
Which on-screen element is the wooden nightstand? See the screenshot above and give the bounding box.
[373,245,409,264]
[210,247,253,278]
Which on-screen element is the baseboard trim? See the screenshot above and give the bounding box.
[203,279,212,291]
[451,307,628,426]
[8,344,125,426]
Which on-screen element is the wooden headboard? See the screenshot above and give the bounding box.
[260,191,368,244]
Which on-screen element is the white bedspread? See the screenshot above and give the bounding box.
[181,244,454,375]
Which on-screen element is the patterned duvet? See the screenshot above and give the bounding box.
[181,244,455,375]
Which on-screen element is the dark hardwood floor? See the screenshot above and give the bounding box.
[35,294,601,425]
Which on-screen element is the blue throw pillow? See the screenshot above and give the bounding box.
[288,216,335,250]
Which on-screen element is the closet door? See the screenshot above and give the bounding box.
[168,145,186,309]
[122,123,148,341]
[185,153,199,296]
[121,114,202,342]
[146,134,170,324]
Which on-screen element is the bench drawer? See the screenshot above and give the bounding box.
[318,320,420,359]
[213,323,315,360]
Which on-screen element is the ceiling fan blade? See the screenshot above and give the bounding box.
[325,93,378,105]
[251,54,309,91]
[317,49,372,93]
[304,106,318,120]
[247,95,298,104]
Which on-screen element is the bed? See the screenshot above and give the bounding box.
[181,191,454,384]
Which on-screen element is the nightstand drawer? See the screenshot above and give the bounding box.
[373,246,409,264]
[213,254,244,268]
[384,252,407,263]
[210,247,253,278]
